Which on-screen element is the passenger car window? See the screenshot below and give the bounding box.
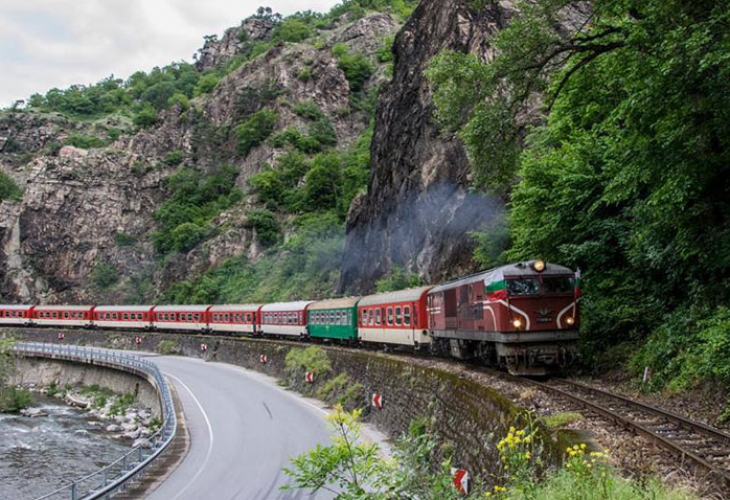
[395,307,402,326]
[387,307,393,325]
[376,309,381,325]
[506,278,541,296]
[404,306,411,326]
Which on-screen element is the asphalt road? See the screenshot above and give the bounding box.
[143,355,336,500]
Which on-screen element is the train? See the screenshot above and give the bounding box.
[0,260,580,375]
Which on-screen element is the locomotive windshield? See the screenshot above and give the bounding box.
[506,276,575,296]
[506,278,541,296]
[543,276,575,294]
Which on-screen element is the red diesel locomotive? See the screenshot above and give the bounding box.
[428,260,579,375]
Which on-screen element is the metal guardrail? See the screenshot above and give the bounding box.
[14,342,177,500]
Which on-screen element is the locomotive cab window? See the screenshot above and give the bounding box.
[543,276,575,294]
[506,278,541,296]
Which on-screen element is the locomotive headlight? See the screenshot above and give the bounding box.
[532,259,546,272]
[512,318,523,329]
[566,316,575,326]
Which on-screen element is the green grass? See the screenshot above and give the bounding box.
[285,347,332,377]
[517,471,695,500]
[540,412,584,429]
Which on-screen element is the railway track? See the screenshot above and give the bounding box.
[521,377,730,491]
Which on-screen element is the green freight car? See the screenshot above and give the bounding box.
[307,297,361,340]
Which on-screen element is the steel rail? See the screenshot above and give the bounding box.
[13,342,177,500]
[520,376,730,490]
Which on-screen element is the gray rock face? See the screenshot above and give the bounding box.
[196,17,276,72]
[340,0,515,293]
[0,13,401,304]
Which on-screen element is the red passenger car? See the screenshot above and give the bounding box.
[0,305,34,325]
[259,301,313,337]
[152,305,211,332]
[428,261,579,375]
[357,287,432,347]
[94,306,155,329]
[208,305,262,335]
[32,305,95,327]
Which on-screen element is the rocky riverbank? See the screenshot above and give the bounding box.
[19,382,160,449]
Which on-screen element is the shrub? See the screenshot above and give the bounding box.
[167,92,190,110]
[163,149,186,166]
[114,232,136,247]
[133,105,158,128]
[170,222,206,252]
[293,100,326,121]
[194,73,220,96]
[377,36,395,62]
[245,209,280,246]
[157,340,179,355]
[298,66,313,81]
[276,18,313,43]
[248,168,285,207]
[332,44,373,92]
[285,347,332,377]
[91,262,119,290]
[0,171,22,202]
[0,387,32,413]
[65,134,107,149]
[316,373,365,410]
[236,109,278,156]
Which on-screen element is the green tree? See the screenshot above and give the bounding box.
[245,209,280,246]
[133,105,158,128]
[429,0,730,391]
[332,44,374,93]
[304,154,342,210]
[236,109,279,156]
[194,73,220,96]
[276,18,313,42]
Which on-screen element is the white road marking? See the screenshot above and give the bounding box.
[165,372,215,500]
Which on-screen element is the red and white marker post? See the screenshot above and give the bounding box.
[260,354,268,364]
[57,332,65,341]
[135,336,142,346]
[305,372,314,383]
[371,393,383,409]
[200,343,208,353]
[451,468,470,495]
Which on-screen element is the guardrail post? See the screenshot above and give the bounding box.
[101,470,107,488]
[71,482,77,500]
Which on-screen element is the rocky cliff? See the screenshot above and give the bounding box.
[340,0,514,293]
[0,0,523,303]
[0,10,400,304]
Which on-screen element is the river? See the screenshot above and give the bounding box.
[0,395,130,500]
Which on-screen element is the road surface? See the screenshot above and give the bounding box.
[144,355,336,500]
